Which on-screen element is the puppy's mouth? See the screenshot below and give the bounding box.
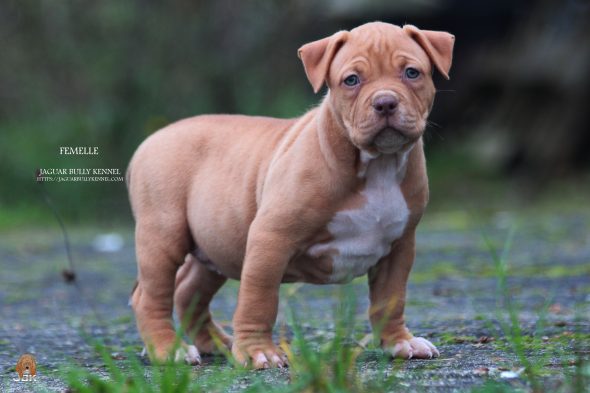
[372,127,411,154]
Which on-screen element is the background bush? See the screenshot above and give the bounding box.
[1,0,588,224]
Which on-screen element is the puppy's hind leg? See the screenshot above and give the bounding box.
[175,253,233,354]
[131,219,201,365]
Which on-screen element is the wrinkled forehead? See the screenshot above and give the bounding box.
[331,23,431,74]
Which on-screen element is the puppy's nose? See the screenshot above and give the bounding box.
[372,94,398,117]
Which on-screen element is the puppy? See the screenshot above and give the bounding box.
[127,21,454,367]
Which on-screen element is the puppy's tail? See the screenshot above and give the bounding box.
[125,157,133,188]
[128,280,138,307]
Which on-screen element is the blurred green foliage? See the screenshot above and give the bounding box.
[2,1,588,227]
[0,0,319,223]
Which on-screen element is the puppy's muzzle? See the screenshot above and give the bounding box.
[370,93,418,153]
[373,128,409,153]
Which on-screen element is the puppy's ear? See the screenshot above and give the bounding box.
[15,360,24,378]
[298,31,349,93]
[403,25,455,80]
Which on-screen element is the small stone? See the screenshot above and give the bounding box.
[500,371,519,379]
[500,367,525,379]
[92,233,124,253]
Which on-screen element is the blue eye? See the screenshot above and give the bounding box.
[405,67,420,79]
[343,74,360,86]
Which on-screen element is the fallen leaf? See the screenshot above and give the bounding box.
[62,269,76,283]
[473,367,489,376]
[111,352,126,360]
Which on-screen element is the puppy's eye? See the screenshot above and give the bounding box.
[405,67,420,79]
[343,74,360,87]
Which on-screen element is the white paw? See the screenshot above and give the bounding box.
[388,337,439,359]
[174,345,201,365]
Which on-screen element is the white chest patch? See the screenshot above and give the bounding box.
[307,150,412,283]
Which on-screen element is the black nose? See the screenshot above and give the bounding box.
[372,94,398,117]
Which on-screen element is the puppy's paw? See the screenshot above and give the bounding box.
[142,344,202,365]
[232,340,288,369]
[174,344,202,365]
[386,337,439,359]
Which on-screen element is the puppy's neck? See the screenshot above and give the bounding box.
[357,146,414,182]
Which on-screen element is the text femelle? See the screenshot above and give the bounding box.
[59,146,99,155]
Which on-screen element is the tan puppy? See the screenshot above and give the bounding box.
[127,21,454,368]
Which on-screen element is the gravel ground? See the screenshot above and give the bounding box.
[1,209,589,392]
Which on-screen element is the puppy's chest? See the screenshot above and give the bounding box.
[307,155,410,283]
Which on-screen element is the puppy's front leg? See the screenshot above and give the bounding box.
[232,219,291,369]
[368,228,439,359]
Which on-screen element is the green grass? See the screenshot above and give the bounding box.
[62,286,402,393]
[480,227,589,393]
[410,256,590,283]
[46,229,590,392]
[65,346,244,393]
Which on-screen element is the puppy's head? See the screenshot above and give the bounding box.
[298,22,454,155]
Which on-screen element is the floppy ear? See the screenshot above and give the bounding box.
[16,359,24,378]
[298,31,349,93]
[403,25,455,80]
